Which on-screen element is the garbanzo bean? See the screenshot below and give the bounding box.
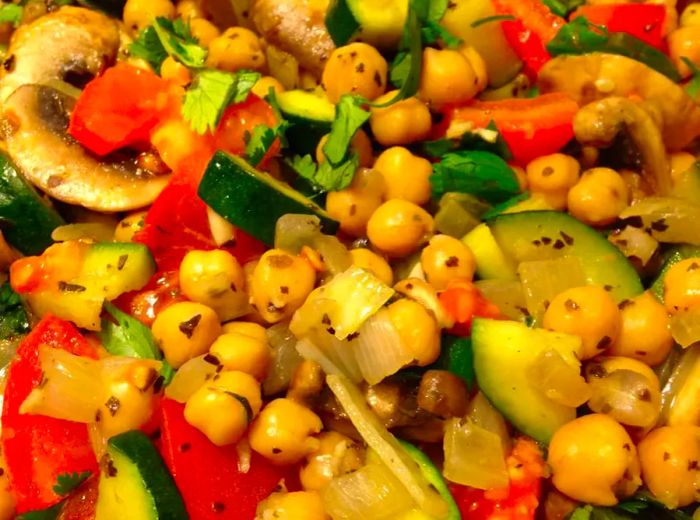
[256,491,327,520]
[316,130,373,168]
[387,300,440,366]
[151,301,222,368]
[548,414,641,505]
[175,0,207,20]
[421,234,476,290]
[209,331,271,380]
[669,26,700,78]
[250,249,316,323]
[664,258,700,313]
[123,0,175,33]
[525,153,581,211]
[608,292,673,366]
[322,42,388,103]
[160,56,191,86]
[249,398,323,465]
[206,27,265,72]
[326,168,384,237]
[189,18,220,47]
[349,248,393,286]
[543,286,621,360]
[459,45,488,91]
[367,199,434,258]
[373,147,432,205]
[252,75,285,99]
[418,47,480,108]
[567,167,629,226]
[221,321,268,343]
[299,431,364,491]
[681,3,700,27]
[113,211,147,242]
[369,91,432,147]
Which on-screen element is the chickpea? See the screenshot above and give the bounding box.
[0,452,14,520]
[151,302,222,368]
[608,292,673,366]
[252,76,285,99]
[664,258,700,313]
[548,414,641,506]
[206,27,265,72]
[98,361,159,438]
[114,211,147,242]
[418,48,480,108]
[459,45,488,92]
[250,249,316,324]
[189,18,220,47]
[420,234,476,290]
[373,147,432,206]
[567,167,629,227]
[593,356,661,392]
[124,0,175,33]
[350,248,393,286]
[184,370,262,446]
[511,165,528,191]
[367,199,434,258]
[322,42,388,103]
[387,300,440,366]
[543,286,621,360]
[638,425,700,508]
[151,119,213,172]
[681,3,700,27]
[370,91,432,147]
[525,154,581,211]
[179,249,248,321]
[670,152,696,182]
[222,321,268,343]
[316,130,373,168]
[299,431,364,491]
[669,26,700,78]
[209,332,271,380]
[175,0,207,20]
[287,360,324,405]
[326,168,384,237]
[256,491,327,520]
[249,398,323,465]
[160,56,191,86]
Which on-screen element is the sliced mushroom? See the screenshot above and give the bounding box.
[538,53,700,151]
[0,7,120,102]
[250,0,335,78]
[1,85,170,211]
[574,97,673,195]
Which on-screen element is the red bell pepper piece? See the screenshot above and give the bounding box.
[444,93,579,165]
[449,437,545,520]
[1,315,98,513]
[159,399,298,520]
[114,270,187,326]
[439,280,502,337]
[492,0,565,78]
[570,4,666,50]
[69,63,177,156]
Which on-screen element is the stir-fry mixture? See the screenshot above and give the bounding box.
[2,0,700,518]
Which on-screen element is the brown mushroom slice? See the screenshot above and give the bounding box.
[251,0,335,78]
[0,6,120,102]
[2,85,170,212]
[574,97,672,196]
[538,53,700,151]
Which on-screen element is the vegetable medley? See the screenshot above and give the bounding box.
[2,0,700,518]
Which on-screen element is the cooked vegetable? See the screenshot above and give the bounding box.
[325,0,408,48]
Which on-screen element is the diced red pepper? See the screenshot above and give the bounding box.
[69,63,178,156]
[570,4,667,50]
[439,280,502,337]
[1,315,98,513]
[114,270,187,327]
[444,93,579,165]
[492,0,565,79]
[449,437,545,520]
[158,399,298,520]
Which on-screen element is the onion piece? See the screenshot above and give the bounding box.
[326,374,448,518]
[262,323,303,396]
[517,256,587,324]
[443,417,509,491]
[608,225,659,266]
[586,367,660,428]
[297,327,363,383]
[620,197,700,245]
[321,460,415,520]
[394,278,454,329]
[670,308,700,348]
[165,354,218,403]
[51,222,115,243]
[659,344,700,426]
[466,392,511,452]
[526,349,591,407]
[354,310,414,385]
[207,205,236,247]
[474,279,529,322]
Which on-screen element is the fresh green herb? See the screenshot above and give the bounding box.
[682,57,700,98]
[16,503,63,520]
[568,495,693,520]
[542,0,584,18]
[0,4,22,26]
[161,360,175,386]
[422,19,463,48]
[422,121,512,160]
[53,471,91,497]
[0,282,29,340]
[470,14,516,28]
[287,152,360,192]
[129,17,206,72]
[434,335,475,388]
[547,16,681,81]
[322,95,371,165]
[431,150,520,203]
[245,122,288,166]
[182,69,261,134]
[98,302,161,360]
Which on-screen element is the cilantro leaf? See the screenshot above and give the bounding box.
[682,57,700,99]
[428,0,449,22]
[129,17,205,72]
[98,302,161,360]
[0,282,29,340]
[431,150,520,203]
[182,69,261,134]
[161,359,175,386]
[245,122,288,166]
[129,26,167,72]
[288,152,359,192]
[0,4,22,26]
[322,95,370,165]
[542,0,585,17]
[422,19,463,48]
[423,121,512,160]
[16,503,63,520]
[470,14,516,28]
[53,471,91,497]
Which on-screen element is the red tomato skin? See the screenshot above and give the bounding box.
[1,315,98,513]
[571,4,666,50]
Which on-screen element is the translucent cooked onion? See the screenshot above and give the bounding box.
[608,225,659,266]
[296,327,363,383]
[443,417,509,491]
[393,278,454,329]
[466,392,511,453]
[321,461,415,520]
[206,206,236,247]
[620,197,700,245]
[474,279,529,322]
[51,222,115,242]
[586,367,660,428]
[354,310,414,385]
[670,308,700,349]
[526,349,591,408]
[262,323,304,396]
[165,354,218,403]
[659,344,700,426]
